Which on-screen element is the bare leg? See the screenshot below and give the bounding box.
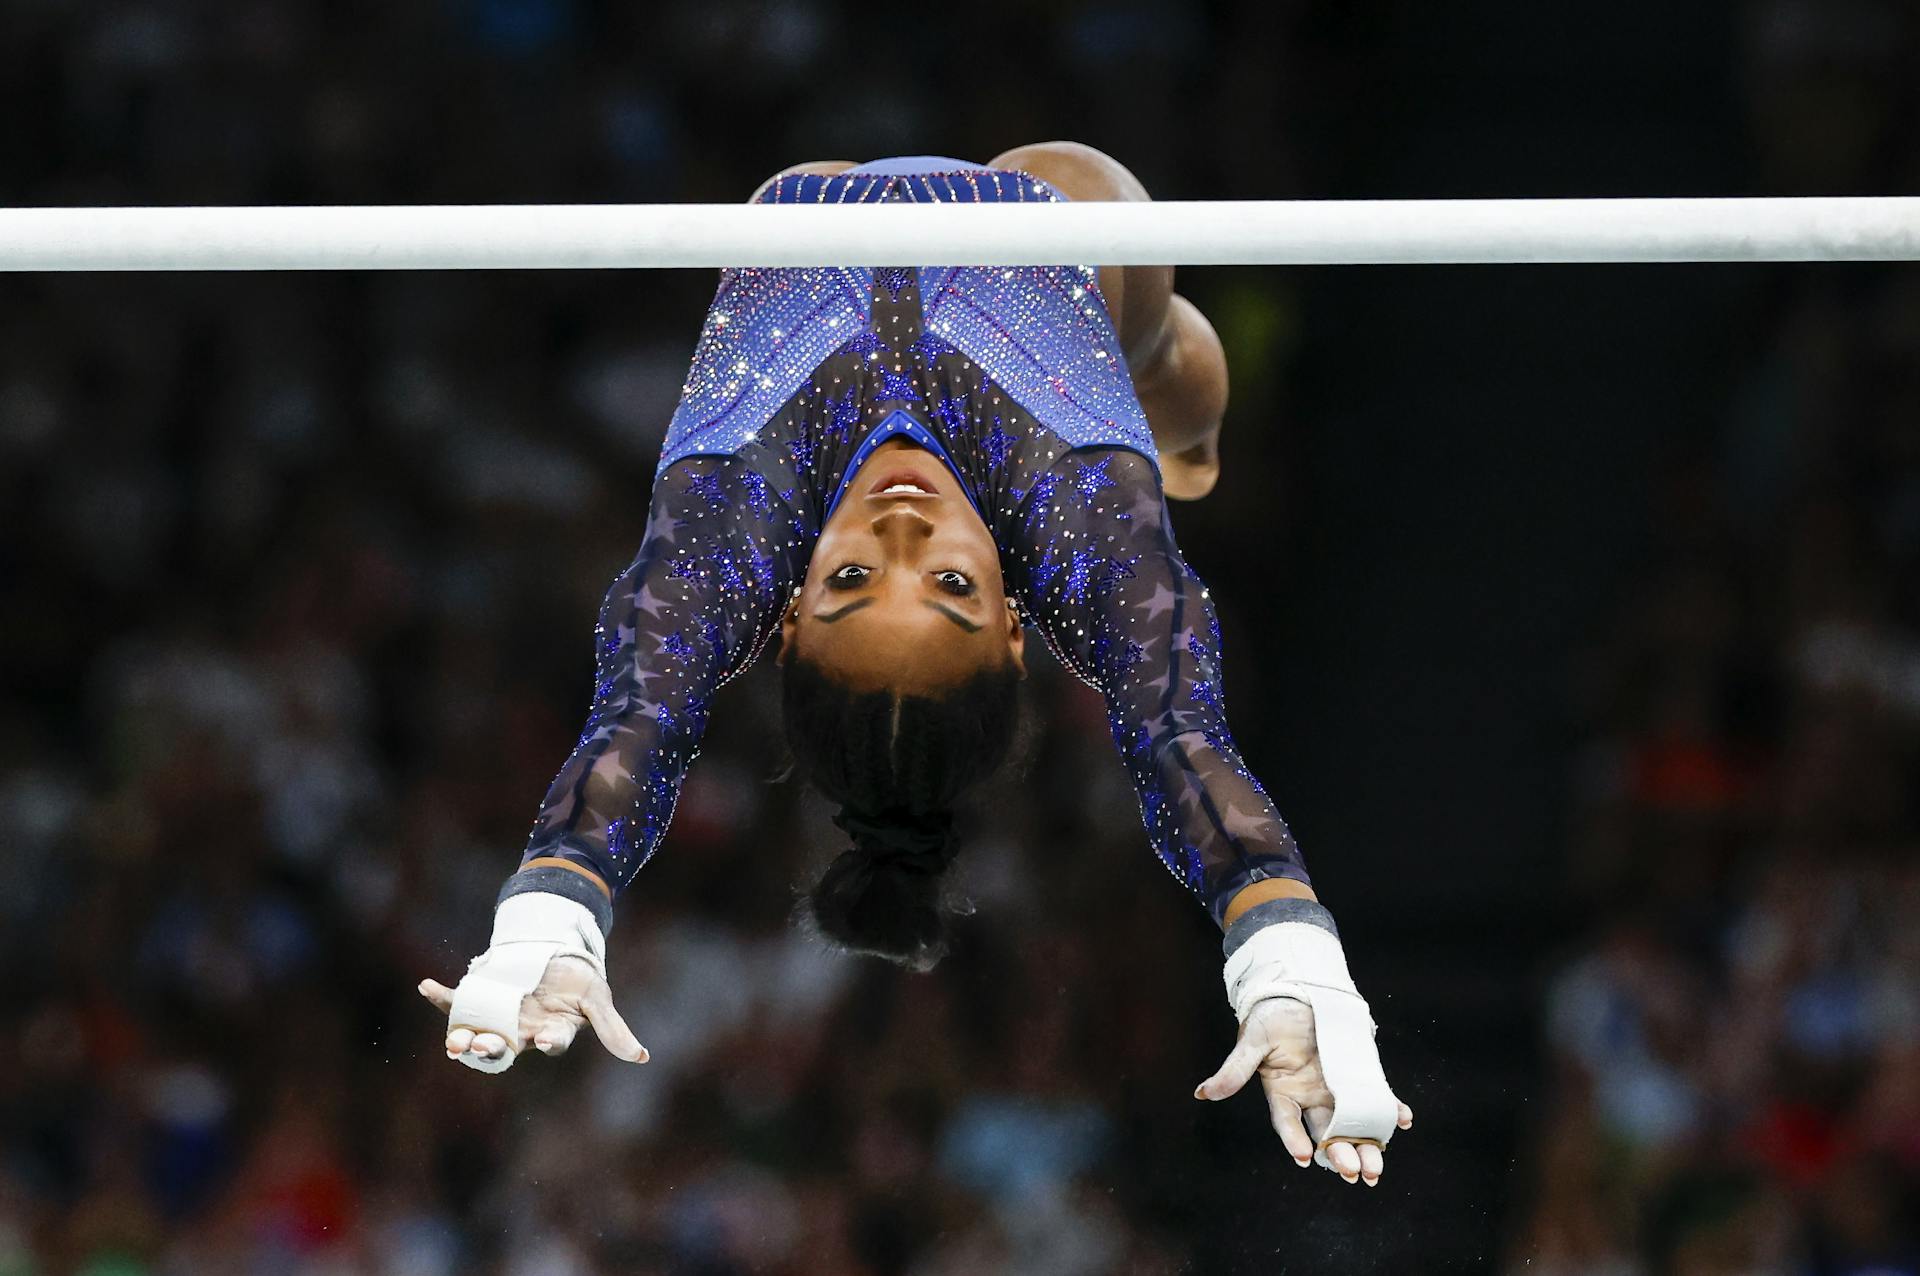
[986,141,1225,500]
[1129,295,1226,500]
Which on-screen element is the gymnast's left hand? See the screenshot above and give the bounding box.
[1194,995,1414,1186]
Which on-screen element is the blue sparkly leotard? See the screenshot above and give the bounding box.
[519,158,1308,925]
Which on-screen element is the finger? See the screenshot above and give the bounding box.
[1359,1143,1385,1185]
[1258,1075,1315,1167]
[1326,1140,1362,1184]
[469,1031,510,1060]
[1398,1102,1414,1130]
[580,985,649,1063]
[1301,1102,1332,1147]
[419,979,455,1013]
[1194,1034,1267,1102]
[445,1027,475,1057]
[533,1018,581,1057]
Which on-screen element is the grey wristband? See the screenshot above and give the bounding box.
[497,865,615,938]
[1221,896,1338,960]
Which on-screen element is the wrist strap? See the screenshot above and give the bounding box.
[1224,919,1360,1017]
[487,891,607,967]
[1222,896,1338,960]
[498,863,614,937]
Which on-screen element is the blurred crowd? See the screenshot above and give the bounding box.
[1508,3,1920,1273]
[5,0,1920,1272]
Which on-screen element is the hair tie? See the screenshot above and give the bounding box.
[831,806,955,874]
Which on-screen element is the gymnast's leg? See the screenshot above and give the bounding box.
[986,141,1228,500]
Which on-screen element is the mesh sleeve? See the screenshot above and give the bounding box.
[1005,447,1309,925]
[517,456,798,896]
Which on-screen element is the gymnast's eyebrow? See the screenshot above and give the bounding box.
[925,601,982,633]
[815,598,875,623]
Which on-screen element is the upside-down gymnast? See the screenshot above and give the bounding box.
[419,142,1414,1185]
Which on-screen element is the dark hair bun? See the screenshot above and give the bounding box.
[807,807,957,971]
[782,659,1020,971]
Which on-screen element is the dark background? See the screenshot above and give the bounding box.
[3,0,1918,1272]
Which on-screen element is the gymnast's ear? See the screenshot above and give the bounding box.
[1004,598,1027,679]
[778,600,800,665]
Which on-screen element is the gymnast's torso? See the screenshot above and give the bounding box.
[520,156,1311,922]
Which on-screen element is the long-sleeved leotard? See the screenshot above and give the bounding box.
[520,168,1308,926]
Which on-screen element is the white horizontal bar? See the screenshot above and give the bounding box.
[2,198,1917,271]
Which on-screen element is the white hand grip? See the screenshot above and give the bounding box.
[448,943,557,1073]
[1226,922,1400,1169]
[446,893,606,1075]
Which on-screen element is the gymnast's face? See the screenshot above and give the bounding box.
[781,440,1025,691]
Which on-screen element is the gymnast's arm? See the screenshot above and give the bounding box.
[1004,447,1307,925]
[511,456,795,899]
[1009,448,1411,1181]
[419,456,798,1071]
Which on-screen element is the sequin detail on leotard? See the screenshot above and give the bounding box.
[657,166,1155,474]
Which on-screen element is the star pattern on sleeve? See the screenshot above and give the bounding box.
[1002,446,1311,924]
[661,630,696,664]
[686,469,732,509]
[518,457,799,895]
[1070,455,1118,500]
[983,417,1017,470]
[826,385,863,441]
[933,394,970,430]
[740,468,773,516]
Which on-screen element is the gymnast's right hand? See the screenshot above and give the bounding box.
[416,892,648,1073]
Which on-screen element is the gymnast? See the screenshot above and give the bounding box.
[419,142,1413,1185]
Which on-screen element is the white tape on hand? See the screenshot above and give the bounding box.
[1224,922,1400,1169]
[447,893,606,1075]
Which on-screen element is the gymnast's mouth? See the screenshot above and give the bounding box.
[868,469,939,499]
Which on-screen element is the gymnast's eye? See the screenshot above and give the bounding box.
[933,570,975,597]
[827,564,871,589]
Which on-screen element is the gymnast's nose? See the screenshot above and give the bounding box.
[870,504,934,552]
